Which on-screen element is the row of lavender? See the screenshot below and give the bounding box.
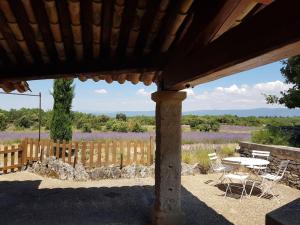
[0,131,250,144]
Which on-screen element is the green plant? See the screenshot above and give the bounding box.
[50,79,74,141]
[116,113,127,121]
[109,120,128,132]
[266,56,300,108]
[129,121,146,132]
[251,126,291,146]
[0,113,8,131]
[219,145,235,156]
[15,115,33,128]
[82,123,92,133]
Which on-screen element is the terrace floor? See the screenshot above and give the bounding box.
[0,172,299,225]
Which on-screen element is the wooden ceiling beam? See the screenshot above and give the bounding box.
[0,44,12,66]
[31,0,58,62]
[0,12,25,64]
[55,0,75,61]
[162,0,300,90]
[101,0,114,59]
[116,0,138,63]
[9,0,43,64]
[0,59,156,82]
[81,0,93,60]
[134,0,161,59]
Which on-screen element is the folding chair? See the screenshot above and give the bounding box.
[247,150,270,173]
[249,160,289,201]
[208,153,232,183]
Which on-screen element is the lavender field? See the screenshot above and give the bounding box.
[0,130,250,144]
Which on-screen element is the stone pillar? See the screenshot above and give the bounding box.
[151,90,187,225]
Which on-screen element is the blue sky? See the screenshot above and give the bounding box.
[0,61,290,112]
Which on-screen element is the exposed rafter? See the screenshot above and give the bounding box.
[162,0,300,90]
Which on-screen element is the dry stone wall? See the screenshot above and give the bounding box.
[239,142,300,189]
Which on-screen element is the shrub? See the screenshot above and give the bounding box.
[129,121,146,132]
[219,145,235,156]
[82,123,92,133]
[251,126,291,146]
[116,113,126,121]
[105,119,115,130]
[111,121,128,132]
[0,113,8,131]
[15,115,33,128]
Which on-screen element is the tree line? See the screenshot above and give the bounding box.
[1,107,300,132]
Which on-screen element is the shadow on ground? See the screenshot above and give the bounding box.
[0,180,233,225]
[214,182,276,200]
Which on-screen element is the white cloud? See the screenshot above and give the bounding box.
[136,88,151,96]
[183,80,291,111]
[254,80,290,92]
[94,89,107,94]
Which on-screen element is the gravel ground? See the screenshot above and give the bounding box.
[0,172,299,225]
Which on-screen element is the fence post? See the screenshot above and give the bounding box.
[18,144,22,171]
[22,138,28,165]
[3,146,8,174]
[82,142,86,166]
[150,136,154,165]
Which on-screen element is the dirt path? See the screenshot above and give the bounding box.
[0,172,299,225]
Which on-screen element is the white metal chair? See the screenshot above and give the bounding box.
[208,153,232,183]
[249,160,289,200]
[224,171,249,201]
[247,150,270,173]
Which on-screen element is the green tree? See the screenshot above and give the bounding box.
[50,79,74,141]
[15,115,33,128]
[116,113,127,121]
[0,113,8,131]
[266,56,300,108]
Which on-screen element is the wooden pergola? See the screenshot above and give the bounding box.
[1,0,300,224]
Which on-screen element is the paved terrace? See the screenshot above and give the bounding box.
[0,172,299,225]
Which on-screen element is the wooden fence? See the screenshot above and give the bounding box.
[21,138,154,169]
[0,144,24,173]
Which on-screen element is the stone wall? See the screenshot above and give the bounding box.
[238,142,300,189]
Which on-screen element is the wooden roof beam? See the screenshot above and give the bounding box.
[162,0,300,90]
[9,0,43,64]
[0,59,155,82]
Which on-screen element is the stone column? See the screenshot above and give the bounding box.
[151,90,187,225]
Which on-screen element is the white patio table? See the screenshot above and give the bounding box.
[222,156,270,167]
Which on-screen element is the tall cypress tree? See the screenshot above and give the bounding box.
[50,79,74,141]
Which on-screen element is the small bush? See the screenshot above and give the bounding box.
[111,121,128,132]
[0,113,8,131]
[116,113,127,121]
[82,123,92,133]
[219,145,235,156]
[182,148,213,171]
[129,121,146,132]
[14,115,33,128]
[251,126,290,146]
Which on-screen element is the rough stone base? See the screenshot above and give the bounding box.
[152,209,185,225]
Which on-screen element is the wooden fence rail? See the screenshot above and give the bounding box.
[0,144,24,174]
[21,138,154,169]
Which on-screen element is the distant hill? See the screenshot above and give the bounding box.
[93,108,300,117]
